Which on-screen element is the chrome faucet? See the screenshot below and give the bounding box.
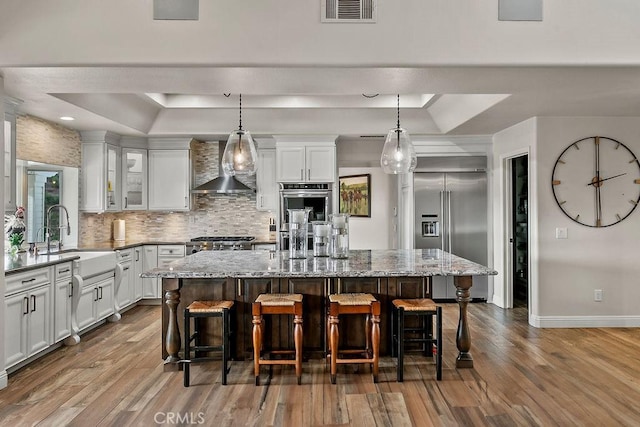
[46,204,71,253]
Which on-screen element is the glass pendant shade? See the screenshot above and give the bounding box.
[221,129,257,176]
[380,127,414,174]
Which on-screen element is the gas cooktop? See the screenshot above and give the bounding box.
[191,236,255,242]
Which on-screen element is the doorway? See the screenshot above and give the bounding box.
[511,155,529,308]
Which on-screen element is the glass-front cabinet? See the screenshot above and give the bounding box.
[122,148,147,210]
[80,131,121,213]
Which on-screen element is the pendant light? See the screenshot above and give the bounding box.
[221,94,258,176]
[380,94,417,174]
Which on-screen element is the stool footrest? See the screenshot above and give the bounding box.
[335,358,375,365]
[257,359,299,366]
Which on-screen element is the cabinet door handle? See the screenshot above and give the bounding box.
[237,279,242,297]
[69,282,73,298]
[308,168,311,181]
[99,286,103,300]
[123,267,130,271]
[22,278,36,284]
[23,296,29,315]
[135,250,140,262]
[300,169,303,180]
[59,268,70,273]
[31,294,36,312]
[94,288,99,301]
[125,196,128,208]
[185,197,188,208]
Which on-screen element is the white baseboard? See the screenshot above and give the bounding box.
[530,314,640,328]
[0,370,7,389]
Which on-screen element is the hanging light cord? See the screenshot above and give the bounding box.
[396,94,401,149]
[238,94,243,131]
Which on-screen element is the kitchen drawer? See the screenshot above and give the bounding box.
[6,267,51,295]
[54,262,73,281]
[158,245,185,258]
[116,248,134,263]
[158,258,182,269]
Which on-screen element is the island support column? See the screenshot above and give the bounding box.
[453,275,473,368]
[163,278,182,369]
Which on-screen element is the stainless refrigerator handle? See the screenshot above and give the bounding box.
[447,190,452,253]
[440,191,445,251]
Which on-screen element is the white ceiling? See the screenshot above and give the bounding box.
[4,66,640,142]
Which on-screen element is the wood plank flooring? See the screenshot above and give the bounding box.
[2,303,640,426]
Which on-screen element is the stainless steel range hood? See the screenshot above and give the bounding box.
[191,142,255,194]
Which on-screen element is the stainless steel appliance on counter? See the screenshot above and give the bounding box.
[279,183,332,250]
[414,156,488,301]
[187,236,255,253]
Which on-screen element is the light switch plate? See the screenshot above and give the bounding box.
[555,227,568,239]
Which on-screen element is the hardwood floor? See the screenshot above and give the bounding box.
[2,303,640,426]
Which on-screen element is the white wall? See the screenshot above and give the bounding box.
[0,75,7,390]
[492,118,537,313]
[534,117,640,327]
[338,167,396,250]
[495,117,640,327]
[2,1,640,66]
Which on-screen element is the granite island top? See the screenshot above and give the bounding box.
[142,249,497,279]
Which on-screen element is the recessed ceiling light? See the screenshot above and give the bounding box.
[60,116,75,121]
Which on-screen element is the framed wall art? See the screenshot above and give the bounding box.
[339,174,371,217]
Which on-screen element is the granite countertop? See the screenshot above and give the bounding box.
[142,249,498,279]
[4,252,81,274]
[4,240,188,274]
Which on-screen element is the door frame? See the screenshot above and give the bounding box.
[501,149,530,310]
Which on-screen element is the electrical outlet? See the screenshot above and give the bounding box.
[594,289,603,302]
[555,227,568,239]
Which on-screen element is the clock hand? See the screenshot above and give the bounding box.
[587,172,628,186]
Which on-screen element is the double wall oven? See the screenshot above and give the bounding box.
[279,183,332,250]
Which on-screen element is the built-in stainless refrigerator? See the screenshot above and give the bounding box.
[414,156,488,301]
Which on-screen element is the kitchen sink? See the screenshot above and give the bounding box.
[60,251,117,277]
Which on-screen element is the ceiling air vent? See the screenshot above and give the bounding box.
[322,0,377,23]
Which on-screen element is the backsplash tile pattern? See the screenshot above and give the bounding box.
[16,115,82,167]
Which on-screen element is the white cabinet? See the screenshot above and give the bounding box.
[4,105,17,212]
[76,272,115,331]
[142,245,159,299]
[4,282,52,369]
[115,249,134,309]
[122,149,148,210]
[256,148,277,211]
[53,262,73,342]
[133,246,143,301]
[148,149,190,211]
[275,141,336,183]
[80,132,122,213]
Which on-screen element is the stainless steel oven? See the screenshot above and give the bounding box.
[279,183,332,250]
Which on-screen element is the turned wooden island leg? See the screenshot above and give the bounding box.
[454,275,473,368]
[164,279,182,366]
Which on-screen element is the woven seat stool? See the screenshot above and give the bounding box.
[327,293,381,384]
[253,293,303,385]
[392,298,442,382]
[182,300,234,387]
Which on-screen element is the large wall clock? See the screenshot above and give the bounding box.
[551,136,640,227]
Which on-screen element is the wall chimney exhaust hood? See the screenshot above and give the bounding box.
[191,142,255,194]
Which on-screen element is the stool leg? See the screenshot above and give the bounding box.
[397,307,404,382]
[294,313,303,385]
[365,314,371,355]
[329,314,339,384]
[436,306,442,381]
[252,303,262,386]
[222,309,229,385]
[371,302,380,383]
[184,309,191,387]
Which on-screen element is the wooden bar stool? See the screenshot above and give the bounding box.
[252,293,303,385]
[182,300,234,387]
[327,293,381,384]
[392,298,442,382]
